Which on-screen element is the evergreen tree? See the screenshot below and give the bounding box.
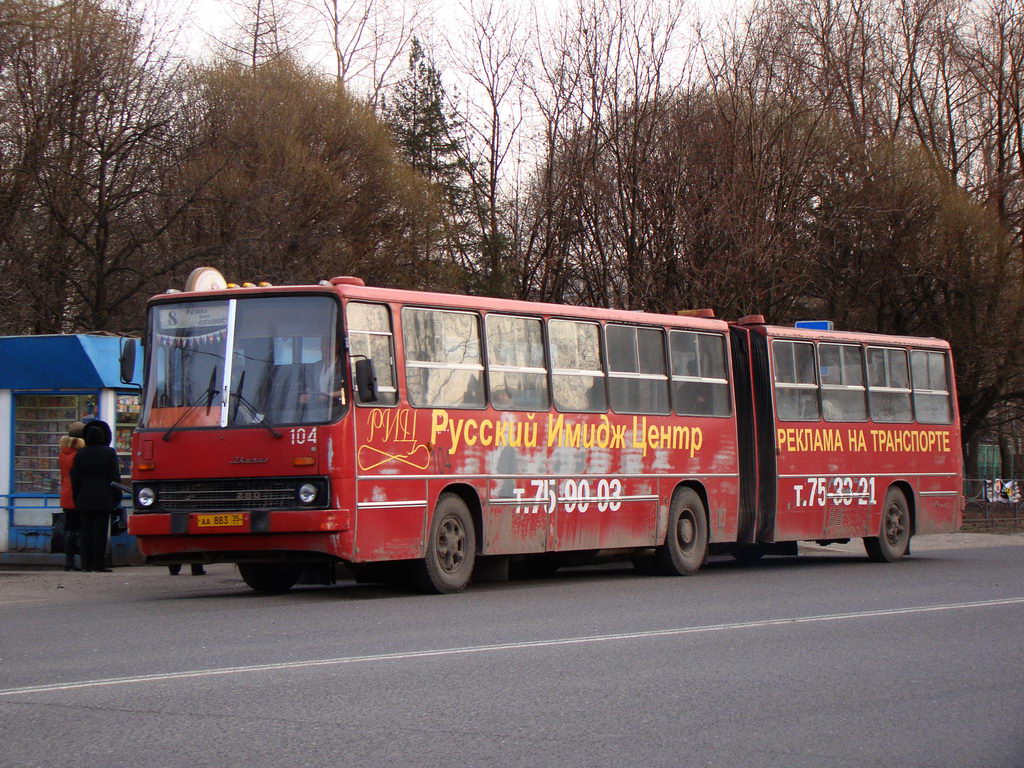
[384,38,477,275]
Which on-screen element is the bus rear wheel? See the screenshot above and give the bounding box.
[414,493,476,594]
[654,488,708,576]
[864,488,911,563]
[238,563,303,593]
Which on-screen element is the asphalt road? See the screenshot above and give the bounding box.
[2,533,1023,768]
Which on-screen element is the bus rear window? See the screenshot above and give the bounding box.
[911,350,953,424]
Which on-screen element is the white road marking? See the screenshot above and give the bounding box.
[2,597,1022,697]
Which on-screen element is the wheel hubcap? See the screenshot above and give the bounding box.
[884,504,906,546]
[677,513,696,550]
[436,515,467,573]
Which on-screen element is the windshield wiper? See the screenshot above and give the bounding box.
[230,371,282,439]
[162,367,219,442]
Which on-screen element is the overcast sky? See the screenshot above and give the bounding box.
[170,0,729,67]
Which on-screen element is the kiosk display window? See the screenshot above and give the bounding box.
[13,394,97,493]
[115,393,141,474]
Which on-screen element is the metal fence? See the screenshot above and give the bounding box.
[963,479,1024,530]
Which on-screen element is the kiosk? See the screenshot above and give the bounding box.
[0,334,142,564]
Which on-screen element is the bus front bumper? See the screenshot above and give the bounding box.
[128,509,351,537]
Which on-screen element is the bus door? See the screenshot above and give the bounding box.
[729,326,759,543]
[730,323,778,543]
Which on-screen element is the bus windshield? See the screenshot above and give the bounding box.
[141,295,344,429]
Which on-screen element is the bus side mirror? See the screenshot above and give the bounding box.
[119,338,137,385]
[355,358,378,403]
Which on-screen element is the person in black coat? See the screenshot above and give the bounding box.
[70,420,121,572]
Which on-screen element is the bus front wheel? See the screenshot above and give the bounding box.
[654,488,708,576]
[238,563,303,593]
[414,493,476,594]
[864,488,911,563]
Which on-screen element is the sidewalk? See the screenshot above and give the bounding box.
[0,552,68,569]
[0,551,144,569]
[0,534,143,569]
[799,531,1024,556]
[0,562,242,606]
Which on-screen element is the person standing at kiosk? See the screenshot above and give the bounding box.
[58,422,86,571]
[71,420,120,572]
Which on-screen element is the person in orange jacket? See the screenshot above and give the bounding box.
[58,422,86,571]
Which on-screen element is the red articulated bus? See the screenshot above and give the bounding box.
[127,273,963,593]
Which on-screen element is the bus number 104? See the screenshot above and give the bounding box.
[794,476,876,508]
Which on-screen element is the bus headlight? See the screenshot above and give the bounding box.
[137,487,156,507]
[297,483,318,505]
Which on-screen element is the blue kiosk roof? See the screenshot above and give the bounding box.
[0,334,142,390]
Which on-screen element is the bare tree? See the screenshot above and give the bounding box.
[886,0,975,177]
[446,0,528,297]
[519,0,691,310]
[959,0,1024,249]
[314,0,426,106]
[0,0,203,333]
[215,0,308,72]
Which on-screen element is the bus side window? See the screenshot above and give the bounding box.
[911,350,953,424]
[773,340,820,421]
[402,307,485,408]
[347,302,397,406]
[549,319,606,412]
[819,343,867,421]
[486,314,549,410]
[606,324,669,414]
[866,346,913,423]
[669,330,731,417]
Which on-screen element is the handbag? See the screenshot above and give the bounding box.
[110,508,128,536]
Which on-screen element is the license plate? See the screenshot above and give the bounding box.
[196,513,245,528]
